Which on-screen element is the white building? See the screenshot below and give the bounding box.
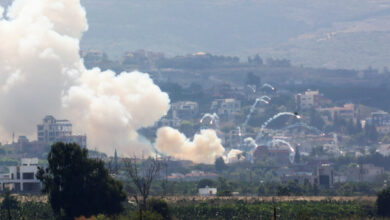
[211,98,241,120]
[198,186,217,196]
[296,90,319,109]
[296,90,331,110]
[361,164,384,182]
[0,158,41,192]
[37,115,72,143]
[37,115,87,148]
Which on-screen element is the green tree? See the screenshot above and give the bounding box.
[179,121,194,137]
[245,72,261,87]
[124,156,162,220]
[257,184,266,196]
[309,109,325,130]
[197,179,215,188]
[1,189,19,220]
[277,185,290,196]
[377,187,390,217]
[37,142,126,219]
[148,199,171,220]
[214,157,227,173]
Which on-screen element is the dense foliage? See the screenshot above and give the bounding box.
[171,200,374,220]
[37,142,126,219]
[377,187,390,217]
[0,200,55,220]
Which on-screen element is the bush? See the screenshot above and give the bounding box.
[148,199,171,220]
[217,190,232,196]
[129,210,163,220]
[377,187,390,217]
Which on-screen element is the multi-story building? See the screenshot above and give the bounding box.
[81,50,104,63]
[56,135,87,149]
[318,103,357,120]
[317,164,334,188]
[346,164,384,182]
[211,98,241,121]
[253,145,291,166]
[155,116,181,128]
[37,115,72,143]
[37,115,86,148]
[171,101,199,120]
[296,90,331,110]
[361,164,384,182]
[296,90,319,109]
[0,158,41,192]
[371,111,390,126]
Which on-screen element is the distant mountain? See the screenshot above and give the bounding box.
[1,0,389,69]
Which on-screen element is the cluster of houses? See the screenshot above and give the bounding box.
[168,171,218,181]
[153,85,390,190]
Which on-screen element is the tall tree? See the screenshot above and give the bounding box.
[214,157,227,173]
[245,72,261,87]
[377,187,390,217]
[37,142,126,219]
[124,156,162,220]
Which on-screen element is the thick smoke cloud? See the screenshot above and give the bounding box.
[226,149,245,163]
[155,127,225,164]
[0,0,170,155]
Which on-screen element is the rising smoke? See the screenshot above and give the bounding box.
[155,127,225,164]
[226,149,244,163]
[0,0,170,155]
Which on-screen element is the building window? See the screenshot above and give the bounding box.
[22,172,35,180]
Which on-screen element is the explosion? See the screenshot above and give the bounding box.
[155,127,225,164]
[0,0,170,155]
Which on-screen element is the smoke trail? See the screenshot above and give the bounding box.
[261,95,271,101]
[244,137,257,149]
[262,83,275,91]
[242,96,271,133]
[247,85,256,93]
[267,139,295,153]
[200,113,220,130]
[243,99,260,128]
[155,127,225,164]
[255,112,299,141]
[0,0,170,155]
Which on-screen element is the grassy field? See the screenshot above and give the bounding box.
[151,195,377,204]
[8,195,377,204]
[2,195,379,219]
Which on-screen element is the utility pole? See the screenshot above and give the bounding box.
[273,206,277,220]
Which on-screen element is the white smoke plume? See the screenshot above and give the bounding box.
[0,0,170,155]
[226,149,244,163]
[155,127,225,164]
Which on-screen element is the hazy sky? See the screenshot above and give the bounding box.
[1,0,390,69]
